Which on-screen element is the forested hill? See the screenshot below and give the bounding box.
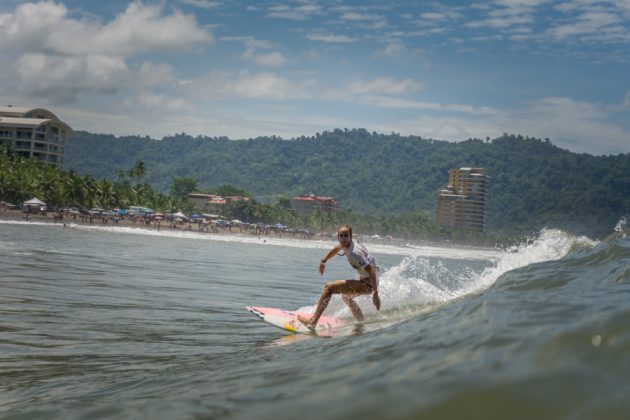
[64,129,630,238]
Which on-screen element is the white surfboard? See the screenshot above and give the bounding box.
[246,306,346,334]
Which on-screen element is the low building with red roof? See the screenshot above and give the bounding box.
[291,193,338,214]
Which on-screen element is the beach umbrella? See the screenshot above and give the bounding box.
[23,198,46,207]
[173,211,187,219]
[231,219,242,225]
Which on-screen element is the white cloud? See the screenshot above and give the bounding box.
[136,91,192,112]
[241,47,288,67]
[0,1,213,57]
[466,13,532,29]
[346,77,423,96]
[267,3,322,21]
[376,42,408,57]
[306,33,357,43]
[180,0,222,10]
[339,11,386,28]
[419,8,463,23]
[341,12,380,21]
[0,1,70,50]
[358,96,441,111]
[315,76,502,117]
[221,36,275,49]
[355,96,498,115]
[16,54,130,103]
[371,95,629,155]
[230,72,309,100]
[548,10,625,41]
[494,0,549,8]
[222,36,286,66]
[506,97,630,154]
[52,2,212,56]
[253,51,288,67]
[0,1,212,103]
[464,0,545,31]
[421,12,449,21]
[137,62,177,87]
[195,71,314,101]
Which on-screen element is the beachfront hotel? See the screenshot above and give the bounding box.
[187,193,251,213]
[291,193,338,214]
[0,106,74,167]
[436,167,487,231]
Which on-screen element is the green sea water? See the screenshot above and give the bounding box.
[1,221,629,419]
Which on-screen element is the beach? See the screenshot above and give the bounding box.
[0,208,316,239]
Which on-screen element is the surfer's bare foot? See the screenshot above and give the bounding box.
[297,314,315,329]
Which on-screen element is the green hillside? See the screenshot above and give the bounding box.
[64,129,630,238]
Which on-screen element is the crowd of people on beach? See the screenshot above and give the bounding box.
[0,204,317,240]
[1,201,408,245]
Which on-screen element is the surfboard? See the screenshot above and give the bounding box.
[245,306,346,334]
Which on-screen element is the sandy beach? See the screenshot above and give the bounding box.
[0,208,322,240]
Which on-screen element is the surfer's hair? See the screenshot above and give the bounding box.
[337,224,352,237]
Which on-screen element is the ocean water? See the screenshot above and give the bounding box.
[1,221,629,419]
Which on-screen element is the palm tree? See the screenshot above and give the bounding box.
[97,179,115,209]
[129,160,146,186]
[64,170,87,208]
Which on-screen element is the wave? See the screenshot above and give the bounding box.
[302,229,597,322]
[386,229,594,301]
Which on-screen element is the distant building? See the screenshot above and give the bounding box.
[187,193,250,213]
[436,167,487,231]
[0,106,73,167]
[291,193,338,214]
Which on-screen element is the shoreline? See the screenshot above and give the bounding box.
[0,208,317,239]
[0,209,502,261]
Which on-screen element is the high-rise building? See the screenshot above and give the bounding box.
[0,106,74,167]
[436,167,487,231]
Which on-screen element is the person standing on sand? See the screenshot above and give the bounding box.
[298,224,380,329]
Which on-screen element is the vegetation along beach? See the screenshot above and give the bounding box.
[2,1,630,419]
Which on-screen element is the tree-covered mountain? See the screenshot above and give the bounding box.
[64,129,630,238]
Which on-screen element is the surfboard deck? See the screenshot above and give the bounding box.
[246,306,345,334]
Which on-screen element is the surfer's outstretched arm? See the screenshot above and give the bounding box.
[319,245,341,275]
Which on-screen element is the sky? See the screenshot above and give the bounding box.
[0,0,629,155]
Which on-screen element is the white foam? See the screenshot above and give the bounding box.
[472,228,597,293]
[304,229,598,322]
[0,220,61,228]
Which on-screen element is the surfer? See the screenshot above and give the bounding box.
[298,224,380,329]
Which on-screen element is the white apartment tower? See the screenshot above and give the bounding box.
[0,106,74,167]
